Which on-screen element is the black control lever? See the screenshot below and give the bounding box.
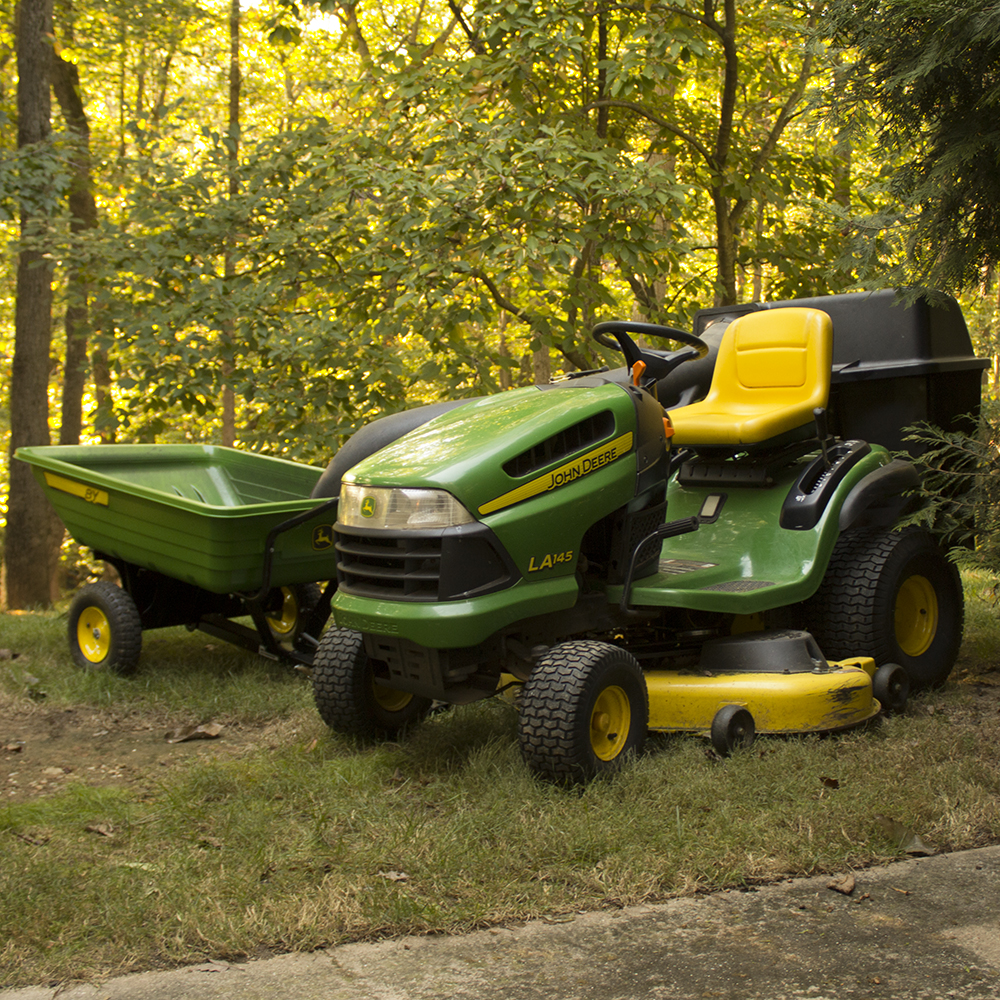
[813,407,833,470]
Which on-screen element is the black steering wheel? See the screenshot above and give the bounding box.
[592,320,709,384]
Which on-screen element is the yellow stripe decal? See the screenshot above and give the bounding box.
[479,431,634,516]
[44,472,109,507]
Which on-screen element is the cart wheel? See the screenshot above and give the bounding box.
[710,705,755,756]
[311,628,432,739]
[873,662,910,714]
[805,527,963,691]
[67,582,142,675]
[265,584,321,645]
[518,640,648,785]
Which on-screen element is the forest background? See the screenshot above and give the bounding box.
[2,0,1000,608]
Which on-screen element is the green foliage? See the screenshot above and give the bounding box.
[827,0,1000,291]
[903,399,1000,583]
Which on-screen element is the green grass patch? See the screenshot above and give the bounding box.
[2,582,1000,988]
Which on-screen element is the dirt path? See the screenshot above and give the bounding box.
[2,705,288,804]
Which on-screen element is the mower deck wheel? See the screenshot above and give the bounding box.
[873,662,910,714]
[67,582,143,675]
[710,705,755,756]
[312,628,431,739]
[518,640,648,785]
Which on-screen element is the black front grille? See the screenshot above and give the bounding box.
[335,522,520,602]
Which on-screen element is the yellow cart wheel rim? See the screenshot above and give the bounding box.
[895,574,938,657]
[266,588,298,636]
[372,682,414,714]
[77,607,111,663]
[590,684,631,761]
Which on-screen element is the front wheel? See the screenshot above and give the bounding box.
[67,582,142,675]
[518,640,648,785]
[806,527,963,691]
[312,628,432,739]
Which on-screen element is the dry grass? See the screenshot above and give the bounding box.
[1,576,999,988]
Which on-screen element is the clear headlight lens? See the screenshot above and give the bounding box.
[338,484,475,530]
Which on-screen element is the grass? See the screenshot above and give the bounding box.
[2,578,1000,988]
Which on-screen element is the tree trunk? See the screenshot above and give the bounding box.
[51,44,98,446]
[221,0,240,447]
[6,0,57,609]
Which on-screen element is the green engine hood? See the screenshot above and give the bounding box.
[341,382,641,517]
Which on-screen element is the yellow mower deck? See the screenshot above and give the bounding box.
[645,656,880,736]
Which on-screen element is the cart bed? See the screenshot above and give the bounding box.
[18,444,336,593]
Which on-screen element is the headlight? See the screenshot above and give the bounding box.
[338,484,475,530]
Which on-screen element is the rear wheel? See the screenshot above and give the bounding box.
[67,582,142,675]
[265,583,321,645]
[518,640,648,785]
[806,528,963,691]
[312,628,431,739]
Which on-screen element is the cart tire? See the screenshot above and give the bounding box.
[710,705,755,757]
[518,641,648,785]
[312,628,431,739]
[873,662,910,714]
[265,584,322,644]
[805,527,963,691]
[67,582,142,675]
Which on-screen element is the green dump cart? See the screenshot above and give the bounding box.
[16,444,340,673]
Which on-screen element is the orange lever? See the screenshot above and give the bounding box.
[663,415,675,439]
[631,359,647,387]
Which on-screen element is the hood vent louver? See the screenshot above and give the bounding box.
[502,409,616,479]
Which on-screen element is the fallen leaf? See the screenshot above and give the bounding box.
[0,649,19,660]
[377,870,409,882]
[193,961,230,973]
[3,742,24,753]
[875,814,934,855]
[85,823,114,837]
[14,830,50,846]
[828,873,856,895]
[820,776,840,789]
[42,767,66,777]
[165,722,224,744]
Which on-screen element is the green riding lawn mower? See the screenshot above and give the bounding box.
[308,289,986,783]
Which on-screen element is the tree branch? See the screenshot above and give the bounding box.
[446,0,486,55]
[728,2,821,229]
[583,99,716,169]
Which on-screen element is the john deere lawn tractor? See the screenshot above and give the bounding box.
[308,290,984,783]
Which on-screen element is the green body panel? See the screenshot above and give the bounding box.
[334,574,581,649]
[342,383,640,517]
[615,447,892,612]
[335,382,645,645]
[17,445,336,594]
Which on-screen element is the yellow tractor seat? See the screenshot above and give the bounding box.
[667,307,833,450]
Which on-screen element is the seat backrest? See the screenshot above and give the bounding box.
[668,307,832,448]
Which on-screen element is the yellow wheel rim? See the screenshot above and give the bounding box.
[372,682,414,714]
[77,606,111,663]
[590,685,631,761]
[266,588,298,636]
[895,574,938,657]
